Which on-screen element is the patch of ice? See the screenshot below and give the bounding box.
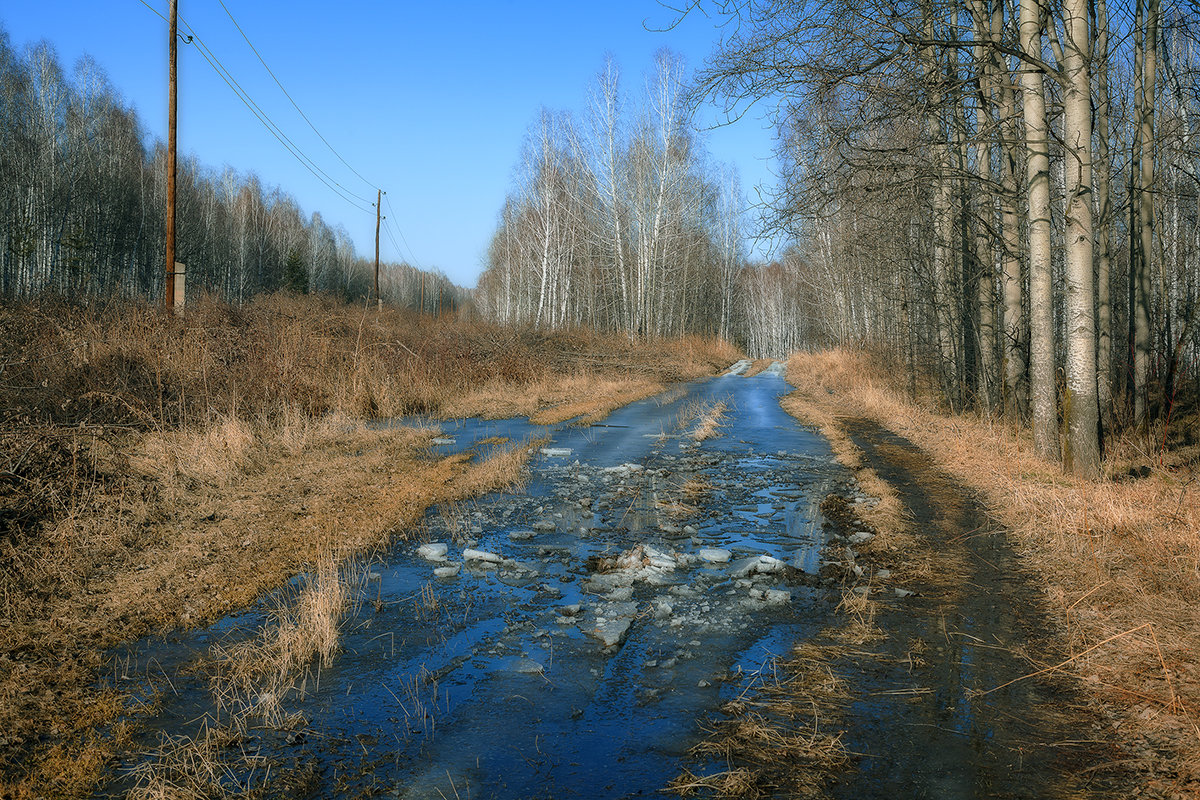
[699,548,732,563]
[417,543,448,562]
[590,618,631,647]
[731,554,787,578]
[462,548,502,563]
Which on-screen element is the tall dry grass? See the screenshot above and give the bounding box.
[211,550,355,726]
[784,348,1200,793]
[0,293,738,798]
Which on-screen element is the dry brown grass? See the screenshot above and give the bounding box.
[210,550,355,725]
[441,335,738,425]
[127,720,263,800]
[668,643,850,799]
[783,348,1200,795]
[0,293,737,798]
[741,359,775,378]
[687,400,730,442]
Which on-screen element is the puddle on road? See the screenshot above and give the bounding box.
[105,368,855,798]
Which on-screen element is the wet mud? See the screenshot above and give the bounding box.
[827,419,1131,800]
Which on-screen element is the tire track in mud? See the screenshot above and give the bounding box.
[825,419,1132,800]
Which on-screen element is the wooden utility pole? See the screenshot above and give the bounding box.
[374,189,382,311]
[165,0,178,311]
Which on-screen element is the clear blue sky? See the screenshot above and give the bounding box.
[2,1,781,288]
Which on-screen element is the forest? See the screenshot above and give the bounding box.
[474,52,809,355]
[0,27,466,313]
[684,0,1200,479]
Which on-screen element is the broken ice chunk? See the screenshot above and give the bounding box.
[417,542,448,562]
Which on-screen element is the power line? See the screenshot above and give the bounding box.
[381,220,405,264]
[384,217,422,270]
[383,194,425,270]
[187,34,372,211]
[216,0,378,192]
[182,22,373,206]
[136,0,372,212]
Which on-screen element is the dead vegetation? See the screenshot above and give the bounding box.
[684,399,730,442]
[668,643,851,799]
[210,550,355,725]
[0,292,736,798]
[782,347,1200,796]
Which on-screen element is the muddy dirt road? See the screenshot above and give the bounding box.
[101,367,1127,798]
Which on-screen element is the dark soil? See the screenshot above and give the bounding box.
[827,419,1132,799]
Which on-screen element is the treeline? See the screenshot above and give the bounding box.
[694,0,1200,476]
[475,52,748,341]
[0,28,464,310]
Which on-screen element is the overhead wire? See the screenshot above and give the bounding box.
[383,194,425,270]
[181,23,373,207]
[216,0,379,193]
[135,0,372,212]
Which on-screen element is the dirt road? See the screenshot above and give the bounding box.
[101,368,1130,798]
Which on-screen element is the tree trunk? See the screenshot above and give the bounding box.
[1094,0,1114,430]
[1021,0,1060,459]
[1062,0,1101,477]
[1133,0,1158,426]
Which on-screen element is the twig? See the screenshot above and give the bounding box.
[975,624,1151,696]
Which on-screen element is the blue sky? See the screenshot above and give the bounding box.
[2,1,782,287]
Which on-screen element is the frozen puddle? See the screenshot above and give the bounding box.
[107,368,850,798]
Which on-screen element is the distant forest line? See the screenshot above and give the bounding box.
[0,26,466,313]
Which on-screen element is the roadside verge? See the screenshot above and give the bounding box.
[779,348,1198,798]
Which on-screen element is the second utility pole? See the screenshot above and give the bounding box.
[374,189,382,311]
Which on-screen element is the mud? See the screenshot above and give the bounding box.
[825,419,1131,799]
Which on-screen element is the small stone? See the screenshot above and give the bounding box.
[532,521,556,532]
[848,531,875,546]
[763,589,791,605]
